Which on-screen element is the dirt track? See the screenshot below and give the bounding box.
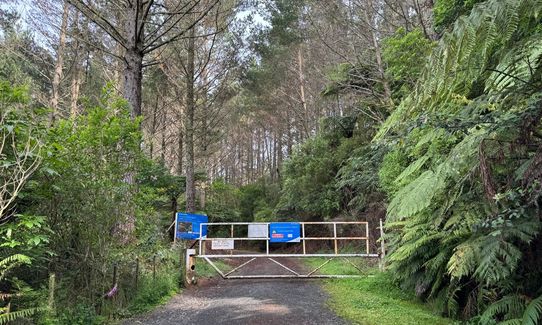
[125,258,348,325]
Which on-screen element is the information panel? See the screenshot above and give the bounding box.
[211,239,234,250]
[175,212,208,240]
[269,222,301,243]
[248,224,268,238]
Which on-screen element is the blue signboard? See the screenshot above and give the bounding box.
[269,222,301,243]
[176,213,208,240]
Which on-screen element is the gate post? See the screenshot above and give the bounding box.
[185,248,196,285]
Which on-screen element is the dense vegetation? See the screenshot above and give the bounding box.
[1,0,542,324]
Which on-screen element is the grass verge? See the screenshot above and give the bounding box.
[305,258,454,325]
[194,259,232,278]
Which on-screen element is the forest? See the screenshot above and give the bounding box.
[1,0,542,324]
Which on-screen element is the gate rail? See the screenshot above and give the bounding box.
[191,221,383,279]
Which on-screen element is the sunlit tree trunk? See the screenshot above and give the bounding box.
[185,25,197,213]
[50,1,69,125]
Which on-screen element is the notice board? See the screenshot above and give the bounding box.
[175,212,208,240]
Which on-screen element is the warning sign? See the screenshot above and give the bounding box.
[211,239,234,250]
[269,223,301,243]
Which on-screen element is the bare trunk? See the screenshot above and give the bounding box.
[277,129,283,180]
[50,1,69,125]
[297,47,309,136]
[149,94,159,159]
[185,26,197,213]
[69,65,82,117]
[414,0,437,40]
[70,11,82,118]
[177,124,184,175]
[363,1,392,105]
[123,49,143,118]
[123,5,143,118]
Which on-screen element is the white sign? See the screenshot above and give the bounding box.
[248,224,268,238]
[211,239,234,250]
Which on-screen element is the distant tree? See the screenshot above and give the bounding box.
[66,0,221,118]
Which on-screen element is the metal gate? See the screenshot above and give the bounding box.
[190,220,384,279]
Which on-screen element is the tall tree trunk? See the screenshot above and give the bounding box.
[70,11,82,118]
[123,5,144,118]
[50,1,69,125]
[277,129,283,181]
[185,26,197,213]
[363,0,392,105]
[149,93,159,159]
[287,112,293,156]
[69,63,82,117]
[297,47,309,137]
[123,49,143,118]
[177,122,184,175]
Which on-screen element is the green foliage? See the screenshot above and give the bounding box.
[239,179,280,221]
[434,0,485,32]
[128,272,178,314]
[0,85,182,323]
[53,304,105,325]
[206,179,241,222]
[0,81,49,324]
[277,126,358,220]
[377,0,542,320]
[321,63,375,98]
[0,307,46,325]
[382,28,435,100]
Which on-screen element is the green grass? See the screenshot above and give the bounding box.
[305,259,454,325]
[194,259,232,278]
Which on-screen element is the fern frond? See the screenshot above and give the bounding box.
[0,254,31,281]
[0,307,45,324]
[447,241,479,279]
[481,295,526,324]
[521,295,542,325]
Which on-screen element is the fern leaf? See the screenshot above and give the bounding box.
[521,295,542,325]
[0,307,45,325]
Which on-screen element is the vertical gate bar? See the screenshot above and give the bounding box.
[333,223,338,255]
[302,223,306,255]
[199,223,202,256]
[173,213,177,243]
[230,224,234,256]
[365,222,370,254]
[266,223,269,255]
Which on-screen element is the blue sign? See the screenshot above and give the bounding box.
[269,222,301,243]
[176,213,208,240]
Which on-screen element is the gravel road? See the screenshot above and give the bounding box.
[124,258,348,325]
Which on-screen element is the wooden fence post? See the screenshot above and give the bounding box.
[153,255,156,281]
[135,258,139,290]
[112,263,117,287]
[179,245,186,287]
[379,218,386,271]
[48,273,56,311]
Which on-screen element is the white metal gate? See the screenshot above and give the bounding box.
[191,220,383,279]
